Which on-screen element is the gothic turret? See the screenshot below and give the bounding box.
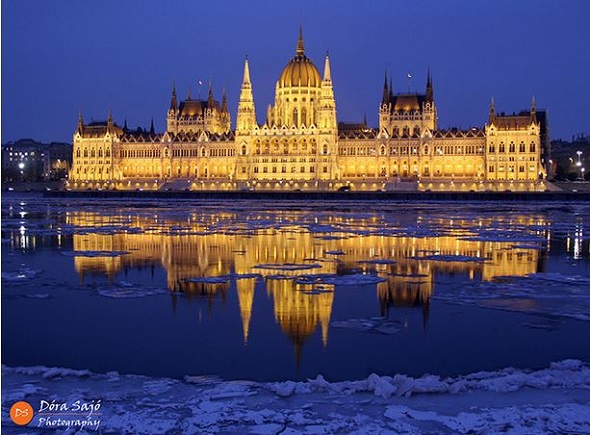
[236,57,257,133]
[426,70,434,102]
[169,82,178,113]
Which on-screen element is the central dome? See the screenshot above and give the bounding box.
[278,28,321,88]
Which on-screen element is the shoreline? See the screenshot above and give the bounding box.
[42,189,590,201]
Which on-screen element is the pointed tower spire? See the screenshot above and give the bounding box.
[150,118,155,135]
[382,71,389,105]
[426,69,434,102]
[530,95,537,123]
[77,110,84,133]
[221,88,228,113]
[296,25,305,55]
[323,51,332,82]
[187,86,192,100]
[123,118,128,131]
[207,81,214,107]
[237,56,257,133]
[107,110,113,129]
[242,56,251,85]
[363,112,368,127]
[169,81,178,112]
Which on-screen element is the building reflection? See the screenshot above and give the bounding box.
[65,211,546,358]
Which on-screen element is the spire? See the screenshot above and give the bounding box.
[187,86,192,100]
[382,71,389,104]
[426,69,434,102]
[221,88,228,113]
[242,56,251,85]
[489,96,496,124]
[237,56,257,133]
[123,118,128,131]
[150,118,155,135]
[530,95,537,123]
[77,110,84,133]
[207,81,214,107]
[107,110,113,130]
[296,25,305,55]
[363,112,367,127]
[323,52,331,81]
[169,81,178,112]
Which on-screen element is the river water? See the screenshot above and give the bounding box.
[2,193,590,381]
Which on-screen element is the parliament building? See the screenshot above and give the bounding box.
[69,29,548,192]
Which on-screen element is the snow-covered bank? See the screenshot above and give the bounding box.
[3,361,590,434]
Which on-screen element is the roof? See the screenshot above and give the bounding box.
[391,94,427,111]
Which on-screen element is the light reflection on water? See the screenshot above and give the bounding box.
[2,196,590,380]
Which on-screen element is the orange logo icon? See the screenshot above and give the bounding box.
[10,401,34,426]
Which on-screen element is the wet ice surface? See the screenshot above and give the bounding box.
[435,272,590,321]
[2,361,590,434]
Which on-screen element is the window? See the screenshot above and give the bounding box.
[241,144,247,155]
[489,144,495,153]
[519,142,526,152]
[499,142,505,153]
[509,142,515,153]
[529,142,536,152]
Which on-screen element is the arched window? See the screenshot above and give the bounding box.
[499,142,505,153]
[241,144,247,155]
[380,145,386,156]
[90,149,95,158]
[529,142,536,152]
[293,108,298,126]
[322,144,328,155]
[200,147,206,157]
[301,108,307,126]
[509,142,515,153]
[76,148,81,158]
[255,141,261,155]
[98,148,103,157]
[519,142,526,152]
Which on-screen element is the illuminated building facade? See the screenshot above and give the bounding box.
[69,29,547,191]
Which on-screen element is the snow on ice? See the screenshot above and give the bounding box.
[2,360,590,434]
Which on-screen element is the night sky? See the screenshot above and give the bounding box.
[2,0,589,143]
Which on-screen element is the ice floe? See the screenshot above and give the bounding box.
[2,360,589,434]
[1,267,42,282]
[60,250,130,257]
[96,283,167,299]
[253,263,322,271]
[294,273,387,286]
[434,272,590,321]
[331,317,402,335]
[412,254,489,263]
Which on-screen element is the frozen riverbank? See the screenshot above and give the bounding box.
[3,360,590,434]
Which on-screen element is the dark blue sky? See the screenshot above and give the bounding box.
[2,0,589,143]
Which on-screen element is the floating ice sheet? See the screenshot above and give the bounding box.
[254,263,322,271]
[97,283,167,299]
[434,272,590,321]
[1,267,42,282]
[61,250,130,257]
[331,317,402,335]
[295,273,386,286]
